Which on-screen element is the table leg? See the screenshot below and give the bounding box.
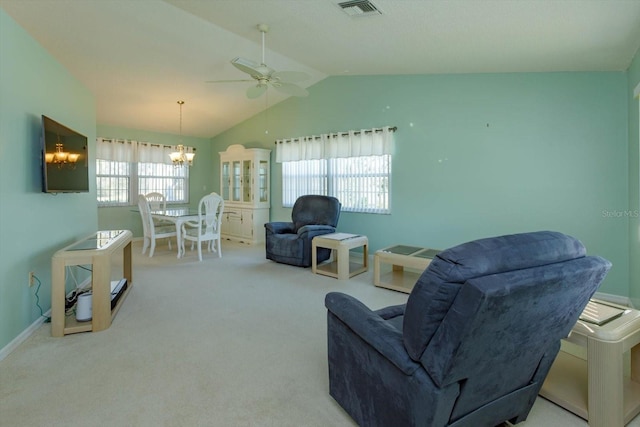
[312,241,318,274]
[632,344,640,383]
[588,337,624,427]
[374,253,380,287]
[91,254,112,332]
[337,246,349,280]
[51,257,66,337]
[363,243,368,269]
[175,218,183,258]
[123,241,132,283]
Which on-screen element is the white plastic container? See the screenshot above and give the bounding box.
[76,292,92,322]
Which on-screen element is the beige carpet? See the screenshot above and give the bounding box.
[0,240,628,426]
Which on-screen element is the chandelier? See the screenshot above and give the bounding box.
[169,100,195,167]
[45,136,80,169]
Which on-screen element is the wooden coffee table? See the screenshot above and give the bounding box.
[373,245,440,293]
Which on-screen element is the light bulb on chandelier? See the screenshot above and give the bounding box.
[169,100,195,167]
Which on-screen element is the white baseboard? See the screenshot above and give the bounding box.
[0,310,50,362]
[0,276,92,361]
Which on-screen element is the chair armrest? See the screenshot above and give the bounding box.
[182,220,200,229]
[325,292,420,376]
[297,225,336,237]
[375,304,407,320]
[265,222,295,234]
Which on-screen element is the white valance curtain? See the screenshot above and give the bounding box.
[275,126,396,163]
[96,138,193,165]
[95,138,135,162]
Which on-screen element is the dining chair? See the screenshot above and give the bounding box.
[145,192,172,226]
[181,193,224,261]
[138,194,177,257]
[145,192,166,210]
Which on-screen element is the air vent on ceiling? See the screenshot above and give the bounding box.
[338,0,382,17]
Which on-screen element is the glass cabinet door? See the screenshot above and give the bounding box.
[221,162,230,201]
[242,160,252,202]
[258,160,269,203]
[232,161,241,202]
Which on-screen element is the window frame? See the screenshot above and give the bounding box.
[96,160,190,207]
[281,154,392,214]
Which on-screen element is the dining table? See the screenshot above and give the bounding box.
[150,207,200,258]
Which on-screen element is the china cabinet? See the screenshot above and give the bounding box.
[219,144,270,244]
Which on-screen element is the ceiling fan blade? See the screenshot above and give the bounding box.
[272,82,309,97]
[206,79,254,83]
[231,57,262,76]
[247,84,268,99]
[271,70,310,83]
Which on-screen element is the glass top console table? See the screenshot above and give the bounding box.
[373,245,441,293]
[51,230,132,337]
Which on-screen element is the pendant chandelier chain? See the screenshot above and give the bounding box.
[178,100,184,140]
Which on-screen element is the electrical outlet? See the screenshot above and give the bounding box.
[28,271,35,287]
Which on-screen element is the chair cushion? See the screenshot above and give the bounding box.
[402,231,586,361]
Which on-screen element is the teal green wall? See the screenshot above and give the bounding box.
[96,125,214,238]
[2,4,637,352]
[212,72,630,296]
[1,9,97,349]
[628,48,640,306]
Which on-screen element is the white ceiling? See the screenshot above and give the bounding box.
[3,0,640,138]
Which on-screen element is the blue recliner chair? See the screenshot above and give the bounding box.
[265,195,341,267]
[325,231,611,427]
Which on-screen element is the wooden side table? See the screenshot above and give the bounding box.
[540,299,640,426]
[312,233,368,280]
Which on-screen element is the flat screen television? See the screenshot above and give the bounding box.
[41,115,89,193]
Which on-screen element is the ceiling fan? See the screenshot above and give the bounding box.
[208,24,310,99]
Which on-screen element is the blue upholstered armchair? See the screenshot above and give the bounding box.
[325,231,611,427]
[265,195,341,267]
[264,195,341,267]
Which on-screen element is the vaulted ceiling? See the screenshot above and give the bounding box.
[3,0,640,138]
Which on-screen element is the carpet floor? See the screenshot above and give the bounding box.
[1,239,635,426]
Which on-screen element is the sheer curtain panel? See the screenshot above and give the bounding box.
[276,126,395,214]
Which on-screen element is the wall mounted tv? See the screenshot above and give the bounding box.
[41,115,89,193]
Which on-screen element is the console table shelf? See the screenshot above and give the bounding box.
[51,230,132,337]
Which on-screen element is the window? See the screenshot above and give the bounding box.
[277,127,395,214]
[282,155,391,213]
[138,162,188,203]
[96,159,130,205]
[96,138,190,206]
